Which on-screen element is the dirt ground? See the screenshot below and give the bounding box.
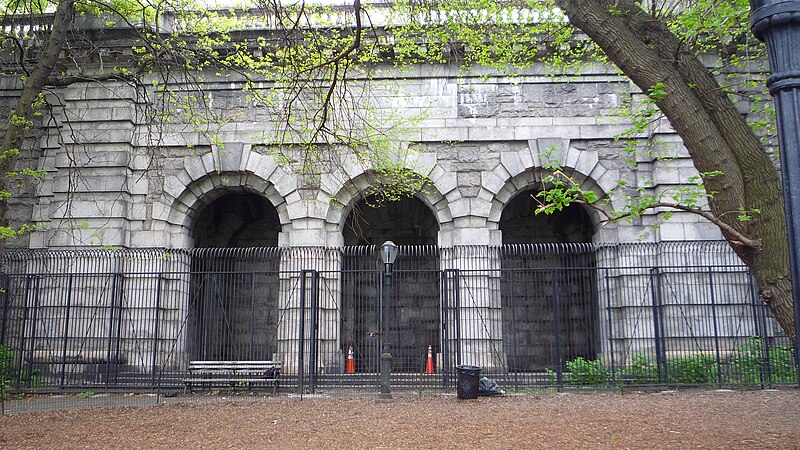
[1,390,799,449]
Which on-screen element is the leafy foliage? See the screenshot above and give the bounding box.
[728,337,798,384]
[546,357,610,385]
[666,354,719,384]
[0,344,12,399]
[0,0,777,236]
[0,344,40,399]
[551,339,797,387]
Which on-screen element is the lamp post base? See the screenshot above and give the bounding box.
[379,350,392,399]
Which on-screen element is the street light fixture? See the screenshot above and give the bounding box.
[750,0,800,377]
[379,240,398,399]
[381,241,399,269]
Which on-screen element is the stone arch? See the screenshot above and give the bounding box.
[161,164,291,361]
[487,142,609,372]
[487,141,613,235]
[166,170,290,248]
[325,169,453,245]
[329,169,449,373]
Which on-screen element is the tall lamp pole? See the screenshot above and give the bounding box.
[750,0,800,372]
[379,241,398,399]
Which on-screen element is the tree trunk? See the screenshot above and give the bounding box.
[555,0,795,338]
[0,0,74,257]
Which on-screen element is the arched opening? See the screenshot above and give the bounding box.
[499,189,599,372]
[499,189,593,244]
[188,191,282,361]
[343,196,439,246]
[193,192,281,247]
[341,195,441,373]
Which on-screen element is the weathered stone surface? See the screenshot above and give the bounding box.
[0,55,762,253]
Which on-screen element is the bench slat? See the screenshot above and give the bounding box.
[184,360,282,393]
[183,379,279,384]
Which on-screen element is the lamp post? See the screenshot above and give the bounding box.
[379,240,398,399]
[750,0,800,372]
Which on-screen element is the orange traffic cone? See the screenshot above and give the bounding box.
[425,343,435,374]
[346,345,355,374]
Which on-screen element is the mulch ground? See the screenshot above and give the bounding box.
[1,390,799,449]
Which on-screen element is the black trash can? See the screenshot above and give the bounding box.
[456,365,481,399]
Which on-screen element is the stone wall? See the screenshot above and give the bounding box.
[0,60,738,252]
[1,34,773,378]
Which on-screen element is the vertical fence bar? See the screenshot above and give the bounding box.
[26,276,39,387]
[708,267,723,389]
[552,270,563,389]
[760,296,773,387]
[105,272,120,389]
[309,270,319,394]
[650,268,665,385]
[454,269,462,368]
[297,271,306,394]
[0,274,8,351]
[59,274,74,389]
[151,274,163,390]
[604,268,616,387]
[748,272,763,341]
[0,273,9,411]
[509,267,519,390]
[113,272,124,386]
[16,275,31,389]
[747,272,766,387]
[440,269,449,389]
[200,274,209,361]
[249,272,256,360]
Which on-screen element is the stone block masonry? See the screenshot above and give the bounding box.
[0,42,770,381]
[0,60,739,251]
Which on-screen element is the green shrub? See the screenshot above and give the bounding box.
[547,357,610,386]
[566,357,609,385]
[77,390,95,399]
[1,344,15,399]
[0,344,41,399]
[767,346,798,383]
[621,353,658,384]
[728,337,798,384]
[666,354,719,384]
[622,352,718,385]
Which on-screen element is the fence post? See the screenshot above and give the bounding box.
[552,270,563,389]
[151,275,163,390]
[113,274,124,386]
[15,275,31,388]
[440,269,450,388]
[604,268,616,387]
[508,267,519,390]
[105,272,121,389]
[708,267,723,389]
[309,270,319,394]
[650,268,665,385]
[60,274,74,389]
[747,272,772,387]
[1,273,8,415]
[0,274,8,349]
[249,273,256,360]
[454,269,462,368]
[297,270,306,394]
[25,276,39,388]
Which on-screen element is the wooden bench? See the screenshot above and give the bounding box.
[183,361,282,393]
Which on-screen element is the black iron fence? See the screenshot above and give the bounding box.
[0,242,795,404]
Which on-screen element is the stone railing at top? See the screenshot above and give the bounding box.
[0,1,564,39]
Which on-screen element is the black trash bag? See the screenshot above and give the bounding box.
[478,377,505,396]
